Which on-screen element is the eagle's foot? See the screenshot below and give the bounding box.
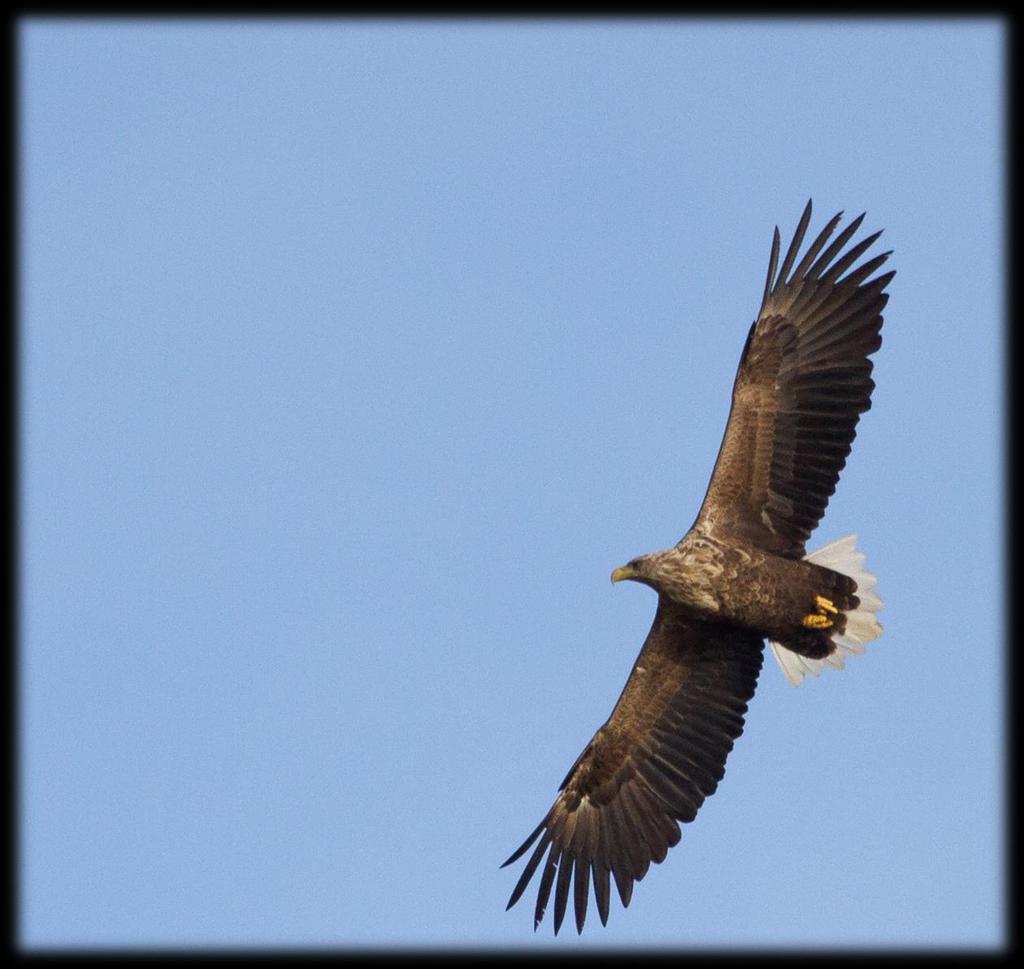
[802,595,837,629]
[815,595,838,614]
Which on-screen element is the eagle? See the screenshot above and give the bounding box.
[502,201,893,934]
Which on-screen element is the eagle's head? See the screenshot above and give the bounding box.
[610,551,671,589]
[611,539,724,610]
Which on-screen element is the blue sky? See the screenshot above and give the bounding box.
[20,18,1004,950]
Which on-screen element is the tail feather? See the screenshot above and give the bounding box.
[770,534,883,686]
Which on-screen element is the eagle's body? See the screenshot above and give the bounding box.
[631,533,859,659]
[503,201,893,935]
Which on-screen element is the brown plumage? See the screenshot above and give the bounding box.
[502,200,893,934]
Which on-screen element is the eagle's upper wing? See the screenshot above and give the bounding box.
[501,601,763,934]
[691,200,894,557]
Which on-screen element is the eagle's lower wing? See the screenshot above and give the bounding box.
[501,600,763,934]
[691,200,894,557]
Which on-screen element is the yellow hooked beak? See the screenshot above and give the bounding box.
[610,565,637,584]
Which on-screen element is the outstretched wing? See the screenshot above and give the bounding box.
[501,601,763,934]
[692,200,894,557]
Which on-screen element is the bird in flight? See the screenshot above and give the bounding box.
[502,200,893,935]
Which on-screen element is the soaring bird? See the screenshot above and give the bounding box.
[502,201,892,935]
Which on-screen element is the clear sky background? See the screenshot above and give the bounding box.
[20,18,1004,951]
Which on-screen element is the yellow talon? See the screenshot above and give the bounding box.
[815,595,838,614]
[802,613,834,629]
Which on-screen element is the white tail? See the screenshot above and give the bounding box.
[769,534,883,686]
